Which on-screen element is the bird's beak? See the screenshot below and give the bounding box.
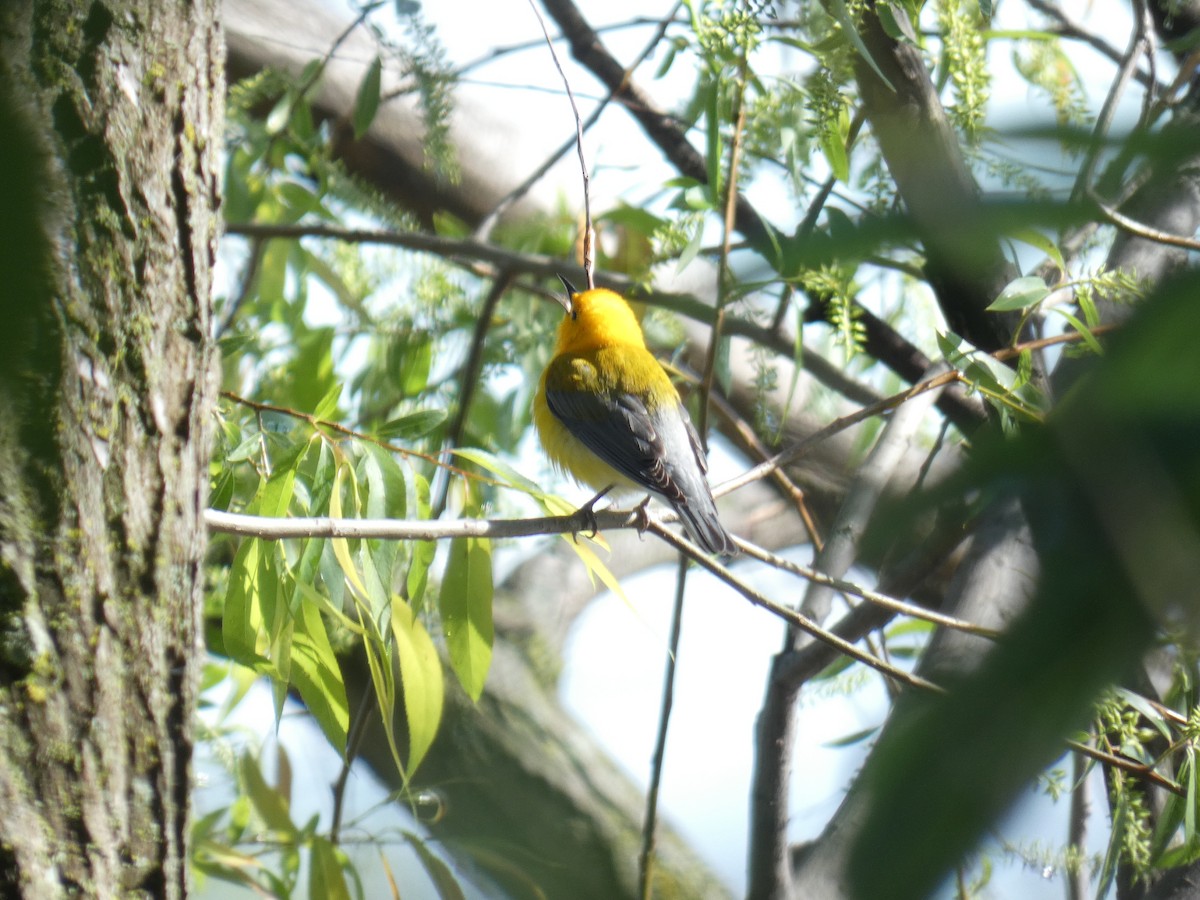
[556,274,577,316]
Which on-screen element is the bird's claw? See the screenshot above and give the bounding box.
[573,485,614,541]
[632,496,652,539]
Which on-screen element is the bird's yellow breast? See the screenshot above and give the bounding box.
[534,287,679,491]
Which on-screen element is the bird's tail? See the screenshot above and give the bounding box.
[673,496,738,557]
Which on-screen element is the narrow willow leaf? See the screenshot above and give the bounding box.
[329,463,370,600]
[675,218,705,275]
[406,832,467,900]
[375,409,447,441]
[830,0,895,90]
[439,536,494,701]
[1051,307,1104,355]
[406,471,435,614]
[391,598,445,774]
[353,56,383,139]
[988,275,1049,311]
[819,120,850,183]
[393,332,434,397]
[309,835,353,900]
[290,594,350,753]
[312,382,342,420]
[407,537,437,616]
[239,753,296,836]
[223,539,264,664]
[704,79,722,199]
[358,603,407,781]
[1007,228,1065,273]
[361,442,407,575]
[563,536,629,608]
[452,447,542,495]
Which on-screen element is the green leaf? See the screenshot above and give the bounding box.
[289,594,350,753]
[819,122,850,183]
[312,382,342,421]
[391,332,434,397]
[988,275,1049,311]
[452,447,541,495]
[353,56,383,139]
[1051,307,1104,355]
[406,832,467,900]
[265,91,294,135]
[1006,228,1065,273]
[877,2,919,43]
[439,536,494,701]
[675,218,705,275]
[406,472,436,614]
[704,78,722,198]
[825,726,880,748]
[223,539,266,664]
[239,753,296,836]
[309,836,353,900]
[391,598,444,774]
[375,409,447,441]
[829,0,895,90]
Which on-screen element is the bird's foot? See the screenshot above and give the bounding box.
[632,496,653,539]
[573,486,614,541]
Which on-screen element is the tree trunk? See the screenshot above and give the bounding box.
[0,3,221,897]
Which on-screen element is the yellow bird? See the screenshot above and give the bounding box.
[533,278,737,556]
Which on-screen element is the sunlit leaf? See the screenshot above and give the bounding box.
[289,594,350,753]
[988,275,1049,312]
[439,536,494,701]
[222,538,266,664]
[391,597,444,774]
[309,836,353,900]
[375,409,447,441]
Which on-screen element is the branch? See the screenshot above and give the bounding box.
[1094,192,1200,251]
[204,505,637,541]
[639,553,688,898]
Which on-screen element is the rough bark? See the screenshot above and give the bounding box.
[0,2,221,897]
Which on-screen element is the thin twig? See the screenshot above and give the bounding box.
[1070,3,1151,201]
[1067,747,1091,900]
[735,541,1000,639]
[1092,192,1200,251]
[1065,738,1183,797]
[330,688,376,844]
[474,4,682,241]
[528,0,594,287]
[639,553,688,899]
[702,382,824,550]
[649,522,942,691]
[430,273,515,517]
[216,237,265,339]
[699,48,749,439]
[718,368,964,499]
[1024,0,1160,92]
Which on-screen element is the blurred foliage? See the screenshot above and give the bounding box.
[850,271,1200,899]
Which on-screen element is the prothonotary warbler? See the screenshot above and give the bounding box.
[533,279,737,556]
